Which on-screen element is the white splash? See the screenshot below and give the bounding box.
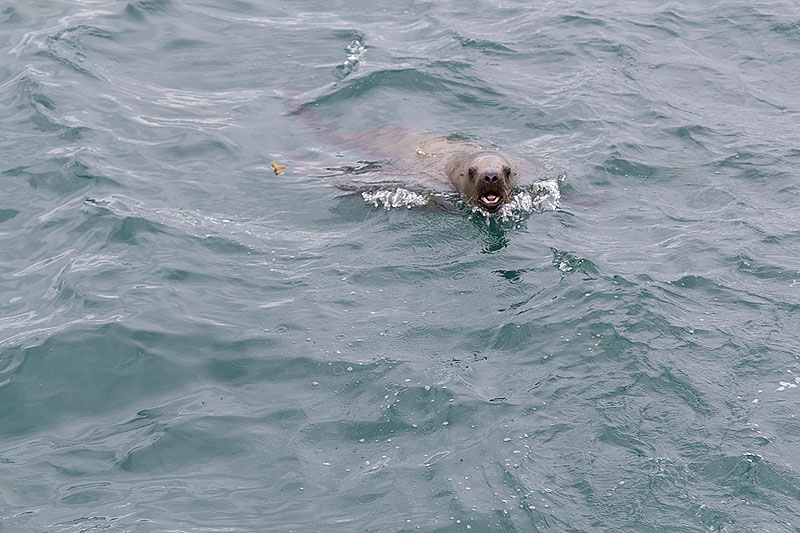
[344,39,365,67]
[336,38,366,78]
[360,178,562,216]
[531,178,562,211]
[501,179,561,215]
[362,188,430,209]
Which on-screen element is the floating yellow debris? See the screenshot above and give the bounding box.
[271,161,286,175]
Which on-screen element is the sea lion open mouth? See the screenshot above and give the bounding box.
[479,192,503,212]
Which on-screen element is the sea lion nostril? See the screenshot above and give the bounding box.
[484,172,498,183]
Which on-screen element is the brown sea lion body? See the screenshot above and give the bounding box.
[332,126,529,212]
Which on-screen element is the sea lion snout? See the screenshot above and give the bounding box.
[483,171,499,183]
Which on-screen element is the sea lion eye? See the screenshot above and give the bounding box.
[468,167,476,180]
[502,166,511,178]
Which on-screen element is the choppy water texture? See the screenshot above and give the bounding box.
[2,0,800,531]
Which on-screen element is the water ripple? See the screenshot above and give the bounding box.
[2,0,800,530]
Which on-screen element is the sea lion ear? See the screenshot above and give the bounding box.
[468,167,476,179]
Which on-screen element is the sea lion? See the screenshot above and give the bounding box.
[292,106,529,212]
[328,127,528,213]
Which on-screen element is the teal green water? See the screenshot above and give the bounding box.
[2,1,800,531]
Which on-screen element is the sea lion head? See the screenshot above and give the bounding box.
[462,152,516,213]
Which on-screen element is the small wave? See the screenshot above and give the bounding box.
[35,25,115,80]
[125,0,172,20]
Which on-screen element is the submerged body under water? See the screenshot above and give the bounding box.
[2,0,800,531]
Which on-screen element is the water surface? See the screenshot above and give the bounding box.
[2,0,800,531]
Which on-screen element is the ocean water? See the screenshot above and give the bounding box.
[2,0,800,531]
